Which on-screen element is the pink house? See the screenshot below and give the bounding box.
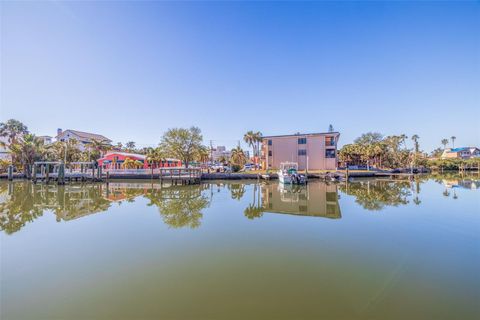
[97,152,182,169]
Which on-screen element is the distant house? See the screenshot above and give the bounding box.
[441,147,480,159]
[37,136,53,145]
[261,132,340,170]
[56,128,112,151]
[97,152,182,169]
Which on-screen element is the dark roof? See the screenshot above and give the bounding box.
[262,132,340,139]
[58,130,111,142]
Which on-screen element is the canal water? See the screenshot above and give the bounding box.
[1,174,479,319]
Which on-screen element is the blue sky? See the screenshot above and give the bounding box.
[1,1,479,152]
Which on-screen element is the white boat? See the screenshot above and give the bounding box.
[277,162,307,185]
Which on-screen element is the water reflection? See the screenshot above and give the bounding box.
[1,174,478,234]
[258,183,341,219]
[145,185,210,229]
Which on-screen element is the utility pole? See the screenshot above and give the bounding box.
[210,140,213,164]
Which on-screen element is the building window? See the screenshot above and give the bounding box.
[325,136,335,146]
[298,149,307,156]
[298,137,307,144]
[325,149,336,158]
[268,139,272,146]
[268,150,272,156]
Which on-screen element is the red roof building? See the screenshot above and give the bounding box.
[97,152,182,169]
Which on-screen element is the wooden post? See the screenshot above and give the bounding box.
[32,164,37,183]
[45,164,50,183]
[58,163,65,185]
[7,165,13,181]
[106,171,110,184]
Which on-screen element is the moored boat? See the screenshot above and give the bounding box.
[278,162,307,184]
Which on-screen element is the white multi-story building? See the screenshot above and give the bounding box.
[212,146,231,162]
[56,129,112,151]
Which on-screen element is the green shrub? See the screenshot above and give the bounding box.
[231,164,241,172]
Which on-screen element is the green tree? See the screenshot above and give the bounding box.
[243,131,256,159]
[0,119,29,166]
[354,132,383,145]
[0,119,28,145]
[8,133,44,176]
[230,146,247,167]
[125,141,136,152]
[160,127,204,168]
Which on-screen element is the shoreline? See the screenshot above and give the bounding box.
[0,170,440,181]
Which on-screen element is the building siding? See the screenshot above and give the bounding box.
[261,133,339,170]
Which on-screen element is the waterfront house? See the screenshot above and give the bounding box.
[261,132,340,170]
[37,135,53,145]
[441,147,480,159]
[56,128,112,151]
[97,152,182,169]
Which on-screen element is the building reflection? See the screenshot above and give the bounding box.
[256,182,341,219]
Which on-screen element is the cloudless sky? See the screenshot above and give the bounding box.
[1,0,479,152]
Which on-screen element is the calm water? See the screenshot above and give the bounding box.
[1,174,479,320]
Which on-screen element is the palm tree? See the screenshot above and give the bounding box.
[125,141,136,152]
[0,119,29,166]
[411,134,420,153]
[146,147,166,174]
[218,155,229,165]
[122,157,142,169]
[230,146,247,167]
[441,139,449,150]
[243,131,255,160]
[400,134,408,149]
[8,133,43,177]
[87,139,112,160]
[450,136,456,149]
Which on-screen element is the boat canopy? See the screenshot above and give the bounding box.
[280,162,299,171]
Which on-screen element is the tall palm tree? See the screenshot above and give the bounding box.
[243,131,255,159]
[253,131,263,157]
[450,136,456,149]
[441,139,449,150]
[400,134,408,149]
[411,134,420,153]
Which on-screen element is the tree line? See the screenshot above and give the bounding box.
[0,119,254,173]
